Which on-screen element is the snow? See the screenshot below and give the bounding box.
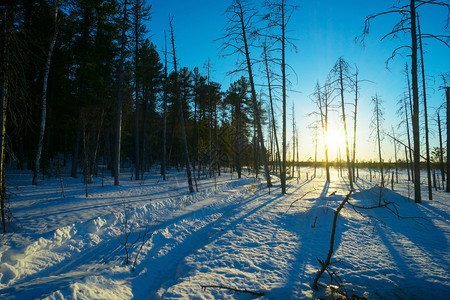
[1,167,449,299]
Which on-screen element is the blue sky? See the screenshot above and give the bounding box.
[147,0,449,162]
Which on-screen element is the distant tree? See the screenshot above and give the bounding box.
[224,77,252,178]
[312,81,332,182]
[436,105,445,189]
[371,94,385,190]
[446,85,450,192]
[328,57,353,190]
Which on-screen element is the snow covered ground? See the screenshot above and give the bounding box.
[1,166,449,299]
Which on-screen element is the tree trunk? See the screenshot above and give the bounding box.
[264,45,282,175]
[417,13,431,200]
[237,3,272,188]
[338,59,353,190]
[161,33,168,180]
[437,112,445,189]
[446,87,450,192]
[33,2,58,185]
[169,16,194,193]
[114,0,128,186]
[410,1,421,203]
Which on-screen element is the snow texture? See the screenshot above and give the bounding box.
[1,167,449,299]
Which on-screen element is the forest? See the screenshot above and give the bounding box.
[0,0,449,299]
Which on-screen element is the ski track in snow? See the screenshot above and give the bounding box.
[1,167,449,299]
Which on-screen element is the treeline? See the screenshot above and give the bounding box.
[0,0,273,187]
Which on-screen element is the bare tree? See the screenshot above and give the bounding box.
[263,0,297,193]
[446,86,450,192]
[262,43,282,175]
[169,15,194,193]
[371,94,385,190]
[32,0,58,185]
[329,57,353,190]
[217,0,272,188]
[359,0,450,203]
[312,82,332,182]
[417,13,432,199]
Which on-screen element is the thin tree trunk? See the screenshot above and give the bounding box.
[375,95,384,188]
[237,3,272,188]
[33,2,58,185]
[338,60,353,190]
[0,10,8,232]
[134,4,141,181]
[406,64,415,181]
[437,111,445,189]
[114,0,128,186]
[410,1,421,203]
[446,87,450,192]
[281,1,287,193]
[169,16,194,193]
[264,45,282,175]
[417,14,431,200]
[161,32,168,180]
[352,69,359,183]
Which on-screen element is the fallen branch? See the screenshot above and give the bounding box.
[313,190,353,291]
[200,284,265,296]
[284,189,317,214]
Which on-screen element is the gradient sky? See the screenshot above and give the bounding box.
[147,0,449,162]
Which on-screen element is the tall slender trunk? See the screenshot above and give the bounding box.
[375,95,384,187]
[161,33,168,180]
[404,98,412,181]
[446,87,450,192]
[237,3,271,188]
[33,2,58,185]
[114,0,128,186]
[352,69,359,182]
[134,3,141,181]
[406,64,415,181]
[410,1,421,203]
[338,60,353,189]
[281,1,287,193]
[0,7,9,232]
[264,45,282,175]
[437,111,445,189]
[169,16,194,193]
[417,13,431,200]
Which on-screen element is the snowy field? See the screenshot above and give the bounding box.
[1,166,449,299]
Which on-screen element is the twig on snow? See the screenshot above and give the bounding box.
[200,284,265,296]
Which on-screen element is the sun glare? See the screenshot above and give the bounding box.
[324,128,346,156]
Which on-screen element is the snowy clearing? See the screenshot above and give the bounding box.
[1,167,449,299]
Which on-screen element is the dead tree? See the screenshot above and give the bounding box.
[417,13,432,200]
[263,0,297,193]
[263,43,282,175]
[169,16,195,193]
[359,0,450,203]
[312,82,332,182]
[328,57,353,189]
[446,86,450,192]
[371,94,385,189]
[217,0,272,188]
